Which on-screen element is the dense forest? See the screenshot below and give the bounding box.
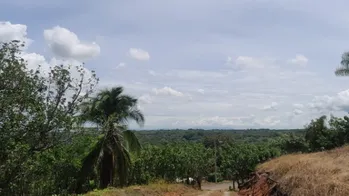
[133,128,305,145]
[2,40,349,196]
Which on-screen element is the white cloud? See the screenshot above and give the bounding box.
[0,21,31,45]
[21,52,50,75]
[226,56,276,70]
[289,54,308,66]
[293,109,303,115]
[254,116,281,126]
[49,58,94,86]
[138,94,152,104]
[148,70,158,76]
[262,102,278,111]
[235,56,268,69]
[225,56,233,65]
[197,89,205,94]
[44,26,100,61]
[152,86,184,97]
[293,103,304,109]
[165,70,225,79]
[128,48,150,61]
[115,62,126,69]
[308,89,349,112]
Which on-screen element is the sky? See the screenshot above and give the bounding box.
[2,0,349,130]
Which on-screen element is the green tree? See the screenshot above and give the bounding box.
[76,87,144,191]
[182,143,214,189]
[0,40,97,195]
[304,115,336,151]
[275,133,309,154]
[335,52,349,76]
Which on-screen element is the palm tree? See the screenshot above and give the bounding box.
[335,52,349,76]
[76,86,144,192]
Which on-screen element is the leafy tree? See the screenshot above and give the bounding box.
[275,133,309,154]
[0,40,97,195]
[304,115,337,151]
[129,143,214,189]
[329,115,349,146]
[182,143,214,189]
[335,52,349,76]
[76,87,144,192]
[220,143,280,189]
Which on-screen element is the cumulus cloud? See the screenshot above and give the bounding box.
[21,52,50,74]
[226,56,276,70]
[44,26,100,61]
[152,87,184,97]
[128,48,150,61]
[309,89,349,112]
[293,109,303,115]
[50,58,92,78]
[0,22,95,80]
[289,54,308,66]
[138,94,152,104]
[262,102,278,111]
[0,21,31,44]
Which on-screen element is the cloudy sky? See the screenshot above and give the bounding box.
[2,0,349,129]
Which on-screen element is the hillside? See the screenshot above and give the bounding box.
[256,146,349,196]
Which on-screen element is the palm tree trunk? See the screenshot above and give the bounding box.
[100,150,113,188]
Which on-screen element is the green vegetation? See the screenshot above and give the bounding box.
[134,128,305,145]
[2,39,349,196]
[76,87,144,192]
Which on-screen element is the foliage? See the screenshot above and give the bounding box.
[134,129,305,146]
[273,133,309,154]
[129,143,214,189]
[335,52,349,76]
[220,143,280,183]
[4,39,349,195]
[0,40,98,195]
[77,87,144,193]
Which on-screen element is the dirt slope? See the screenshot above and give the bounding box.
[257,146,349,196]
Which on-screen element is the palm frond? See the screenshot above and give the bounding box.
[123,130,142,154]
[78,86,144,127]
[335,52,349,76]
[128,109,145,127]
[76,139,104,192]
[111,134,131,187]
[335,67,349,76]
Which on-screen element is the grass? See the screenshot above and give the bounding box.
[257,146,349,196]
[83,181,202,196]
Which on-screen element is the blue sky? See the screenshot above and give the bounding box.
[2,0,349,129]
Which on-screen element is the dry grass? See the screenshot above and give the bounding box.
[83,182,203,196]
[257,145,349,196]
